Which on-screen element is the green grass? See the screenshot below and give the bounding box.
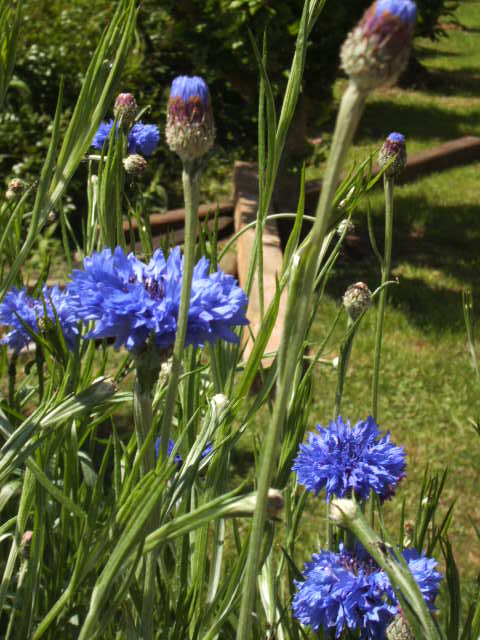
[295,0,480,582]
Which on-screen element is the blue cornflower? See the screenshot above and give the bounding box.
[392,548,443,610]
[154,437,213,468]
[0,286,78,352]
[128,122,160,156]
[155,438,183,468]
[292,416,406,501]
[91,120,159,157]
[292,544,442,639]
[67,246,248,353]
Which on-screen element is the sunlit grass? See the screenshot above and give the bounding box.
[297,0,480,585]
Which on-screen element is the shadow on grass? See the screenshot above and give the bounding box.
[322,193,480,334]
[356,99,480,144]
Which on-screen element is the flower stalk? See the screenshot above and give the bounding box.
[159,163,200,459]
[133,355,161,640]
[236,81,367,640]
[372,172,395,419]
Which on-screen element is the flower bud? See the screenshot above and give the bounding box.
[266,488,284,517]
[337,218,355,236]
[113,92,138,128]
[166,75,215,162]
[379,132,407,177]
[386,615,414,640]
[329,498,358,526]
[212,393,228,411]
[123,153,148,175]
[340,0,417,92]
[343,282,372,320]
[6,178,25,201]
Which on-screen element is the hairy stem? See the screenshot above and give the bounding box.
[159,164,200,459]
[236,81,367,639]
[371,174,394,419]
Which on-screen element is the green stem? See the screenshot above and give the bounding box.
[371,174,394,419]
[35,345,44,403]
[236,81,367,640]
[134,364,159,640]
[334,318,354,420]
[8,353,17,410]
[159,165,200,459]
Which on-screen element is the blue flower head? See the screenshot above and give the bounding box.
[166,75,215,161]
[155,437,213,468]
[91,120,159,157]
[170,76,210,109]
[128,122,160,156]
[0,286,78,352]
[67,246,248,353]
[374,0,417,23]
[387,132,406,144]
[292,416,406,501]
[292,544,441,639]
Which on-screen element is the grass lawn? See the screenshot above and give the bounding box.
[293,0,480,585]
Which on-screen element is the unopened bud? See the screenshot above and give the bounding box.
[266,489,284,517]
[114,92,138,128]
[166,75,215,162]
[123,154,148,175]
[379,132,407,177]
[339,186,356,209]
[6,178,25,201]
[343,282,372,320]
[337,218,355,236]
[329,498,358,526]
[212,393,228,411]
[386,615,414,640]
[340,0,417,92]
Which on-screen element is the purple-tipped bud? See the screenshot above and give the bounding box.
[123,153,148,175]
[379,132,407,177]
[343,282,372,320]
[114,93,138,128]
[340,0,417,92]
[6,178,25,201]
[166,75,215,162]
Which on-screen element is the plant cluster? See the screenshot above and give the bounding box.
[0,1,477,639]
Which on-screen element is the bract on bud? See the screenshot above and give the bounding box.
[340,0,417,92]
[343,282,372,320]
[329,498,358,527]
[386,615,414,640]
[6,178,25,201]
[114,92,138,128]
[123,153,148,175]
[166,75,215,162]
[337,218,355,236]
[379,132,407,177]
